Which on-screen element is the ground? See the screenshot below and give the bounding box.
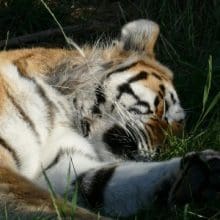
[0,0,220,219]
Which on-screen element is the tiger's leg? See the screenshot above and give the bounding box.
[36,151,181,217]
[70,150,219,217]
[0,165,109,219]
[75,158,181,217]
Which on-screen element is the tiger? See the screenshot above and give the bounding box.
[0,19,219,219]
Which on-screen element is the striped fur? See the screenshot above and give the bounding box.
[0,19,217,218]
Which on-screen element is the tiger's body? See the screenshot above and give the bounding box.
[0,20,219,219]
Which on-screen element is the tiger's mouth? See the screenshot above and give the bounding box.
[144,116,184,148]
[169,120,185,136]
[103,124,139,159]
[102,121,166,160]
[102,117,185,160]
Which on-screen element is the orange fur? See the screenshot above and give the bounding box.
[0,165,108,219]
[0,32,182,218]
[0,48,76,76]
[0,77,6,112]
[0,46,181,154]
[0,48,110,220]
[123,61,180,150]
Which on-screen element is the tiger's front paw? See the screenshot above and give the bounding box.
[168,149,220,206]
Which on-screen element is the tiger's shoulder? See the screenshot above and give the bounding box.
[0,47,78,76]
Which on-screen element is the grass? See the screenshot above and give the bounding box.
[0,0,220,219]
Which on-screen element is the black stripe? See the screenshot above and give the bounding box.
[136,101,150,107]
[79,165,117,209]
[45,149,98,173]
[128,71,148,83]
[73,98,77,107]
[44,151,63,171]
[0,137,20,167]
[170,92,177,104]
[6,91,40,141]
[91,85,106,116]
[165,100,169,113]
[95,85,106,104]
[129,104,153,115]
[110,104,115,112]
[80,118,91,137]
[158,91,163,98]
[138,127,150,148]
[128,107,143,114]
[12,71,56,132]
[137,100,153,111]
[154,96,160,107]
[91,105,102,116]
[35,81,56,131]
[152,72,162,80]
[117,83,139,100]
[159,84,165,95]
[136,101,153,114]
[106,62,139,78]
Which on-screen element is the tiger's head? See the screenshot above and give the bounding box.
[56,19,185,160]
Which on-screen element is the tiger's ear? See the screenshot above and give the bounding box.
[120,19,160,57]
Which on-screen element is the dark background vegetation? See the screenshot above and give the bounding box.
[0,0,220,219]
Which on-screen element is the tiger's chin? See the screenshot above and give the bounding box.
[170,121,184,136]
[143,117,184,155]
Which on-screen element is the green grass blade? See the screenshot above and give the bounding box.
[40,0,85,57]
[42,169,62,220]
[202,56,212,113]
[193,56,213,131]
[200,91,220,122]
[3,31,9,51]
[183,204,189,220]
[4,203,8,220]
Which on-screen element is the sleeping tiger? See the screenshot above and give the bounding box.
[0,19,219,219]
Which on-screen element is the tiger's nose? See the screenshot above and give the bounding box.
[165,105,185,124]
